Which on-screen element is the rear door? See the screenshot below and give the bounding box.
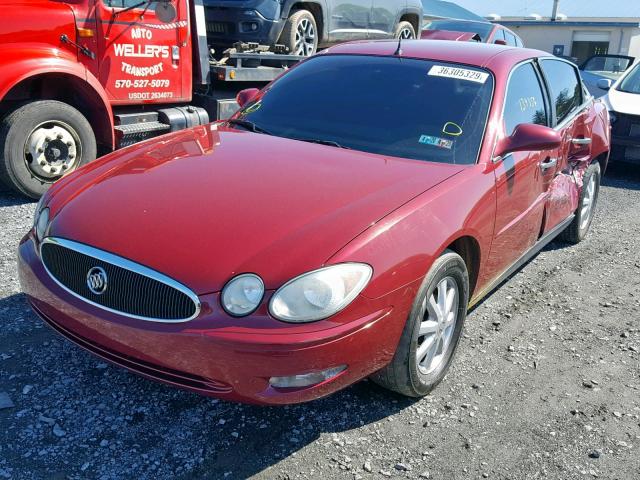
[538,58,593,232]
[327,0,372,42]
[91,0,190,104]
[369,0,397,39]
[486,61,551,275]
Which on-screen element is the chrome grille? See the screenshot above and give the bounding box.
[40,238,200,322]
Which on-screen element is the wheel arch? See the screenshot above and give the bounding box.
[285,1,326,43]
[399,12,421,36]
[442,235,481,297]
[0,57,114,151]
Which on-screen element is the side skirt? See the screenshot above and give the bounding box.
[468,214,575,309]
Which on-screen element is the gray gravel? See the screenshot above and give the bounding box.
[1,165,639,480]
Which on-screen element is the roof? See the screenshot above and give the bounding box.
[422,0,486,21]
[323,40,546,71]
[452,0,640,19]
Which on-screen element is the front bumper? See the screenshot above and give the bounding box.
[18,235,412,405]
[610,112,640,164]
[204,0,285,49]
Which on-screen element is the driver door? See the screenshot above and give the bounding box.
[486,61,552,276]
[90,0,189,104]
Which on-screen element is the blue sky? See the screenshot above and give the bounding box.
[451,0,640,18]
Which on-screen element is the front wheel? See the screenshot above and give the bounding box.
[371,250,469,397]
[0,100,96,199]
[395,21,416,40]
[560,161,601,244]
[279,10,318,57]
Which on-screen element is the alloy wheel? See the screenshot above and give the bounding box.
[580,173,597,230]
[399,27,415,40]
[294,18,316,56]
[416,276,459,375]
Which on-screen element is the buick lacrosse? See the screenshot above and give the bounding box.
[19,40,610,404]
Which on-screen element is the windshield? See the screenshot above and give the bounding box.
[423,20,493,42]
[232,55,494,165]
[617,63,640,94]
[582,56,633,80]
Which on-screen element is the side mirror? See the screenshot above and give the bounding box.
[494,39,507,46]
[495,123,562,159]
[596,78,613,90]
[236,88,260,108]
[154,1,177,23]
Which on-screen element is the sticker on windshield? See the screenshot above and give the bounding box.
[428,65,489,84]
[419,134,453,150]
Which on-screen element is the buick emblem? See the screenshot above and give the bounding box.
[86,267,108,295]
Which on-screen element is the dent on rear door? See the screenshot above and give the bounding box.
[540,59,592,234]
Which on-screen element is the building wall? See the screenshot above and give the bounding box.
[501,23,640,61]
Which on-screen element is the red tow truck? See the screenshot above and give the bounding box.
[0,0,299,198]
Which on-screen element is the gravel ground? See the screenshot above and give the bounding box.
[1,165,639,480]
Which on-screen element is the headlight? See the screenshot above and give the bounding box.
[221,274,264,316]
[269,263,372,323]
[32,195,46,228]
[33,197,50,243]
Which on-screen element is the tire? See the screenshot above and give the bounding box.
[0,100,96,199]
[371,250,469,397]
[559,162,601,244]
[394,21,416,40]
[278,9,318,56]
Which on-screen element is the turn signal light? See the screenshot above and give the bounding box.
[77,28,95,38]
[269,366,347,389]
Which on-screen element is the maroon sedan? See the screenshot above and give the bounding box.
[19,40,610,405]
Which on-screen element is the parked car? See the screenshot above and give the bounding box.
[601,61,640,164]
[19,40,609,405]
[203,0,423,56]
[580,54,634,97]
[421,19,524,46]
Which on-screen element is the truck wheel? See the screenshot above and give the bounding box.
[395,21,416,40]
[279,10,318,56]
[560,162,601,244]
[0,100,96,199]
[371,250,469,397]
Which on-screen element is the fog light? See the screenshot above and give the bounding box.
[269,365,346,389]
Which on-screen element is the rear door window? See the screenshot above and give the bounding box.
[504,30,517,46]
[503,63,548,135]
[540,59,583,124]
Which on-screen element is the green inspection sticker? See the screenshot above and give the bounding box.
[418,134,453,150]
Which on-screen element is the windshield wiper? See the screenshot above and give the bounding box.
[226,118,273,135]
[294,138,351,149]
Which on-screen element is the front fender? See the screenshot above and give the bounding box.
[327,165,496,300]
[0,45,115,149]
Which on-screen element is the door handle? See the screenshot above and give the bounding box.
[540,157,557,171]
[571,137,592,146]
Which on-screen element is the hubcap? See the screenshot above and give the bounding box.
[416,277,459,375]
[294,18,316,56]
[580,174,597,230]
[24,121,80,181]
[399,27,414,39]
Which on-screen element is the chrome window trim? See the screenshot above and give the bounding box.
[492,58,548,162]
[40,237,201,323]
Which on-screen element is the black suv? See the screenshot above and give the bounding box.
[203,0,423,56]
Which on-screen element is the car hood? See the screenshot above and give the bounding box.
[47,126,464,294]
[604,87,640,115]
